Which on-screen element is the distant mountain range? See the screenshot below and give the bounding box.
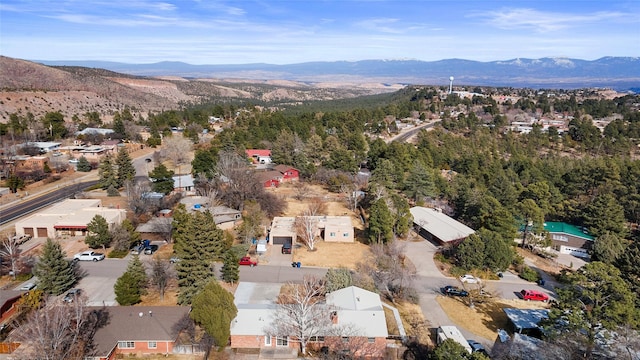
[36,57,640,91]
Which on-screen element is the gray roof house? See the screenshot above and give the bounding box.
[410,206,475,244]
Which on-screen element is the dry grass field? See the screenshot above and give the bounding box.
[292,240,373,269]
[436,295,550,340]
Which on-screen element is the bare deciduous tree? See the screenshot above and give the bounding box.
[126,180,156,216]
[268,276,332,356]
[150,257,173,301]
[293,182,311,201]
[295,210,319,251]
[10,297,101,360]
[1,233,22,279]
[307,197,327,216]
[162,135,193,174]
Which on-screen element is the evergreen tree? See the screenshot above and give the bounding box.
[98,154,118,190]
[367,199,394,244]
[456,234,486,271]
[173,207,230,305]
[190,280,237,350]
[126,255,148,294]
[592,232,628,265]
[324,267,353,293]
[33,239,76,295]
[220,251,239,284]
[149,164,175,195]
[482,230,514,271]
[404,160,436,202]
[76,156,92,172]
[583,192,628,238]
[390,194,412,237]
[112,116,126,138]
[85,215,111,249]
[114,271,142,305]
[115,148,136,187]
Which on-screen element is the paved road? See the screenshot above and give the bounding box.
[0,179,99,225]
[401,238,556,348]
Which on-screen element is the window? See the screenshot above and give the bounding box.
[276,337,288,346]
[309,336,325,342]
[118,341,135,349]
[552,234,568,242]
[341,336,349,343]
[148,341,157,349]
[368,337,375,343]
[330,232,336,237]
[265,336,272,346]
[343,233,349,237]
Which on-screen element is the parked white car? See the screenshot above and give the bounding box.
[73,251,105,262]
[459,274,480,284]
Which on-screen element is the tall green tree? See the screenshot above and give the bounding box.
[85,215,111,250]
[115,148,136,187]
[367,199,394,244]
[98,155,118,190]
[404,160,437,202]
[324,267,353,293]
[591,232,628,265]
[126,255,148,294]
[583,192,628,238]
[33,239,76,295]
[114,271,142,305]
[220,251,239,284]
[173,207,231,305]
[190,280,237,351]
[149,164,175,194]
[456,234,486,271]
[76,156,92,172]
[545,262,639,358]
[42,111,68,140]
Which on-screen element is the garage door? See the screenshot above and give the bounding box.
[271,236,292,245]
[23,228,34,237]
[37,228,48,238]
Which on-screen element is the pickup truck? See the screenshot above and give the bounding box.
[73,251,105,262]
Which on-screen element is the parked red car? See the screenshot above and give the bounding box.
[239,256,258,267]
[520,289,549,302]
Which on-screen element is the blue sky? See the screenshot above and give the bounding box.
[1,0,638,64]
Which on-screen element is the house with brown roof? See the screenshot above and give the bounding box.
[274,165,299,182]
[0,290,24,331]
[86,306,192,360]
[257,170,283,188]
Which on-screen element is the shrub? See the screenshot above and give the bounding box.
[518,266,540,282]
[108,249,129,258]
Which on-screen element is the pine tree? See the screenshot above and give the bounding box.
[190,280,237,350]
[33,239,76,295]
[112,116,126,138]
[85,215,111,249]
[220,251,239,284]
[149,164,175,194]
[115,148,136,187]
[404,160,436,202]
[126,255,148,295]
[98,155,118,190]
[367,199,394,244]
[76,156,92,172]
[173,207,231,305]
[114,271,142,305]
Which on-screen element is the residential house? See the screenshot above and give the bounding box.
[0,291,24,331]
[76,127,115,137]
[258,170,283,188]
[85,306,192,360]
[410,206,475,245]
[246,149,272,164]
[12,155,49,173]
[503,308,550,337]
[23,141,61,153]
[268,216,354,245]
[274,165,299,182]
[14,199,126,238]
[230,283,388,359]
[544,221,594,259]
[172,174,195,193]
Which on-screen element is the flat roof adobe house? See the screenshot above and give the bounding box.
[543,221,594,259]
[14,199,126,239]
[410,206,475,245]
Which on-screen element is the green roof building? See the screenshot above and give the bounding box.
[543,221,594,259]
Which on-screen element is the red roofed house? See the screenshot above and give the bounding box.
[274,165,299,182]
[258,171,282,188]
[246,149,272,164]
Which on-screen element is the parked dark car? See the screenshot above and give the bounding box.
[281,242,292,254]
[467,340,488,355]
[442,285,469,297]
[64,288,82,303]
[144,244,159,255]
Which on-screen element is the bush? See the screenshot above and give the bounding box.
[15,273,33,281]
[512,253,524,267]
[108,249,129,258]
[518,266,541,282]
[448,266,468,277]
